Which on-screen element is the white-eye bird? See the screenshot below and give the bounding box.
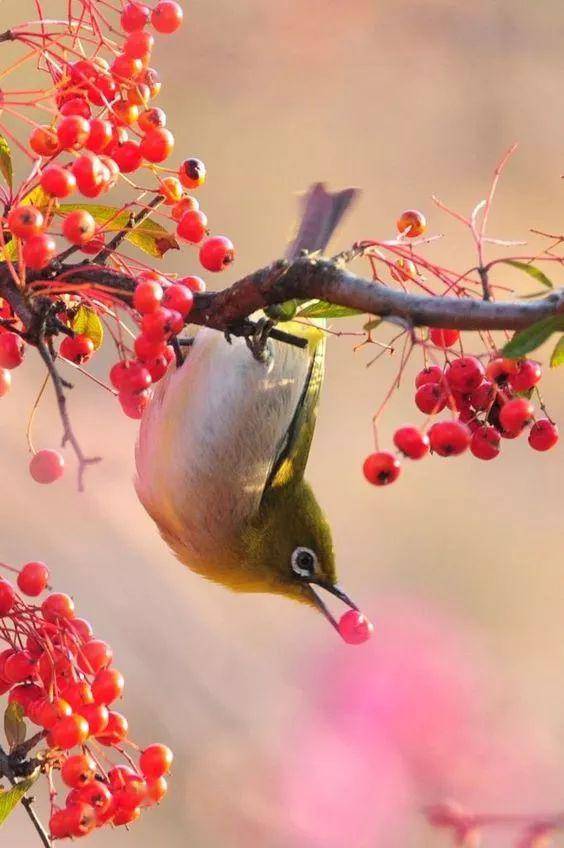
[135,184,362,634]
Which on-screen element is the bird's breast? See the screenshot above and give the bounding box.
[135,327,312,575]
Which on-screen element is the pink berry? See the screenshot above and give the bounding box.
[509,359,542,393]
[415,365,443,388]
[414,383,446,415]
[445,356,485,393]
[338,610,374,645]
[499,397,534,434]
[29,450,65,484]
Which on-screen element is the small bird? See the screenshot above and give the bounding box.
[135,184,370,638]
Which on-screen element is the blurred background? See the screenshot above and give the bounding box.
[1,0,564,845]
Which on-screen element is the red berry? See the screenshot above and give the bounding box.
[414,382,446,414]
[22,233,56,270]
[77,639,113,674]
[144,345,174,382]
[485,357,519,384]
[393,426,429,459]
[0,332,25,369]
[62,209,96,245]
[17,561,49,596]
[470,425,501,461]
[7,205,44,239]
[140,743,173,779]
[396,209,426,238]
[29,125,60,157]
[92,668,124,705]
[178,274,205,292]
[111,53,143,82]
[134,333,165,361]
[199,235,234,272]
[362,451,401,486]
[139,106,167,133]
[162,283,194,317]
[415,365,443,388]
[9,683,43,714]
[68,617,93,643]
[50,713,89,748]
[96,710,128,745]
[62,802,96,837]
[40,165,76,198]
[112,139,142,173]
[141,307,182,341]
[151,0,183,34]
[118,361,152,394]
[59,334,95,364]
[85,118,113,153]
[59,96,91,119]
[33,698,72,730]
[445,356,485,393]
[337,610,374,645]
[42,592,75,621]
[61,753,96,788]
[160,176,182,204]
[172,196,199,221]
[178,157,206,189]
[121,2,150,32]
[177,209,208,243]
[429,327,459,348]
[29,449,65,484]
[428,420,471,457]
[77,703,109,736]
[124,29,154,59]
[509,359,542,393]
[499,397,534,434]
[144,776,168,805]
[134,279,163,314]
[0,580,15,616]
[49,808,73,839]
[113,805,141,826]
[3,650,37,683]
[528,419,559,451]
[470,380,495,411]
[72,153,106,197]
[140,127,175,163]
[69,779,112,814]
[60,681,94,711]
[57,115,90,150]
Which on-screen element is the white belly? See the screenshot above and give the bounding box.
[135,328,311,568]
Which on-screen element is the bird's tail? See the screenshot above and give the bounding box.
[285,182,360,261]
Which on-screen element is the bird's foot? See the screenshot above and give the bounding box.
[245,317,274,363]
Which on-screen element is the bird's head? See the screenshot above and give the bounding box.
[239,479,359,634]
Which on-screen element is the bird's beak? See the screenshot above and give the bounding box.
[306,580,359,633]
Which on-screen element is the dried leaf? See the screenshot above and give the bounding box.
[4,703,25,751]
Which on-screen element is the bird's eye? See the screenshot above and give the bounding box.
[291,546,318,578]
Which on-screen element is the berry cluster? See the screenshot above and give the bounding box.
[0,560,172,839]
[364,353,558,486]
[0,0,236,482]
[361,210,559,487]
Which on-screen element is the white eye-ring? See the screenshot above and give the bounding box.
[291,547,318,578]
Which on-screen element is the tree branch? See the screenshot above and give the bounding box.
[54,255,564,333]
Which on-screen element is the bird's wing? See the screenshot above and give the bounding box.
[263,321,325,493]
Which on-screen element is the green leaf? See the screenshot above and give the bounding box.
[502,316,564,359]
[0,776,38,827]
[57,204,179,258]
[296,300,362,319]
[1,239,17,262]
[265,300,299,321]
[71,305,104,350]
[0,136,12,190]
[502,260,553,290]
[363,317,382,332]
[550,334,564,368]
[4,703,25,752]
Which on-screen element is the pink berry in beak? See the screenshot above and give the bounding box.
[338,610,374,645]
